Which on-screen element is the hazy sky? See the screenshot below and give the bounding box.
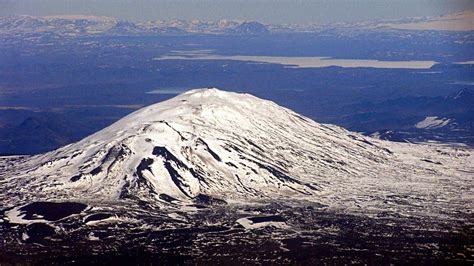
[1,0,473,24]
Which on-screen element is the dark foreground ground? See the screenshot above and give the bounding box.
[0,201,472,265]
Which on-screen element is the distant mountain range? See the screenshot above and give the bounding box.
[0,15,271,36]
[1,10,473,37]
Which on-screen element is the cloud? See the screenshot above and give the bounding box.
[382,10,474,31]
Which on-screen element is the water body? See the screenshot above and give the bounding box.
[448,81,474,86]
[154,53,438,69]
[455,60,474,64]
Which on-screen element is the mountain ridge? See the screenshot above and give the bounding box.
[0,15,270,36]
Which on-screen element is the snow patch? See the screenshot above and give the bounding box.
[4,207,49,225]
[415,116,451,129]
[236,217,289,229]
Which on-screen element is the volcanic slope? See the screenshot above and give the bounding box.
[0,88,472,218]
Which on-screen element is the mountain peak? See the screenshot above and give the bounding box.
[182,87,232,98]
[231,21,269,34]
[1,89,472,218]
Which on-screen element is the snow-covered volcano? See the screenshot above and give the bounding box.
[0,88,472,216]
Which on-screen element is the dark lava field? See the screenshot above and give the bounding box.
[0,201,472,264]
